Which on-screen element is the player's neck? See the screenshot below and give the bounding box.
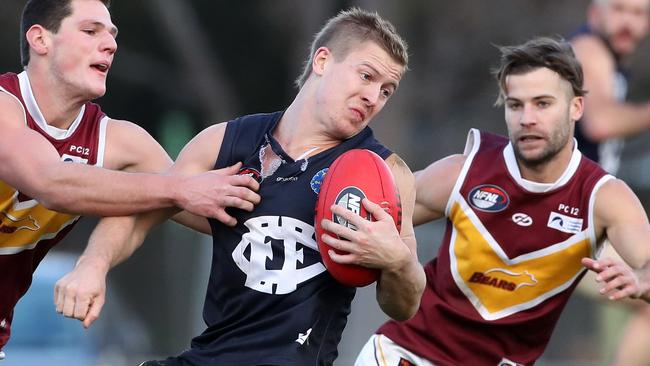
[275,95,340,160]
[25,67,86,130]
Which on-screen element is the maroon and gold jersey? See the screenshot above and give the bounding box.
[0,72,108,348]
[380,129,611,366]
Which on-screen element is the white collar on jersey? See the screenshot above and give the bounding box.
[503,139,582,193]
[18,71,85,140]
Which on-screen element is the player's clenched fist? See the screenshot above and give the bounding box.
[54,256,109,328]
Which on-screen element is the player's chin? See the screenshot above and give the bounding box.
[85,73,108,96]
[338,123,366,140]
[86,85,107,100]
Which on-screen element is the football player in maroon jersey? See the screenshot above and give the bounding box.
[0,0,260,357]
[356,36,650,366]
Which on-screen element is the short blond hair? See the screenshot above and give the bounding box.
[294,7,408,89]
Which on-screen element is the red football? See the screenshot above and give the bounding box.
[315,149,402,287]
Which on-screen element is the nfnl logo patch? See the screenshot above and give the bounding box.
[333,186,369,230]
[468,184,509,212]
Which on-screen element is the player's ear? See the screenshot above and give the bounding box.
[312,47,332,77]
[26,25,50,57]
[570,96,584,122]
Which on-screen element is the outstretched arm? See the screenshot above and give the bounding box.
[54,123,260,326]
[101,118,212,234]
[588,179,650,302]
[0,93,255,219]
[55,163,245,327]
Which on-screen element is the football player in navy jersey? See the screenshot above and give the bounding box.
[355,37,650,366]
[570,1,650,364]
[55,7,425,366]
[0,0,259,358]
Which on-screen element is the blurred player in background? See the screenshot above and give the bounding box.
[571,1,650,364]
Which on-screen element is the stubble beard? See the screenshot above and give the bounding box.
[513,125,571,169]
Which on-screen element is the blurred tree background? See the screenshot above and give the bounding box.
[2,0,650,365]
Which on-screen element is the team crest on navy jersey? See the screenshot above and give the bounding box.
[310,168,328,194]
[238,167,262,184]
[468,184,510,212]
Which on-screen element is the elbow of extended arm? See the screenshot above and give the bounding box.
[382,297,421,321]
[403,282,425,320]
[395,305,419,321]
[379,280,425,321]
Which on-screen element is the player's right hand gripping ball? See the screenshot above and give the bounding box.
[315,149,402,287]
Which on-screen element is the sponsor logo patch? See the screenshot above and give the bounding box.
[468,184,509,212]
[547,211,583,234]
[511,212,533,226]
[61,153,88,164]
[295,328,312,345]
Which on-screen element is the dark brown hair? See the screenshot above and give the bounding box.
[493,37,587,105]
[20,0,112,66]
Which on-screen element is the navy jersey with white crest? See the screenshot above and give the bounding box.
[178,111,391,366]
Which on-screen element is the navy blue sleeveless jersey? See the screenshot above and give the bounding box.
[177,111,391,366]
[570,24,628,173]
